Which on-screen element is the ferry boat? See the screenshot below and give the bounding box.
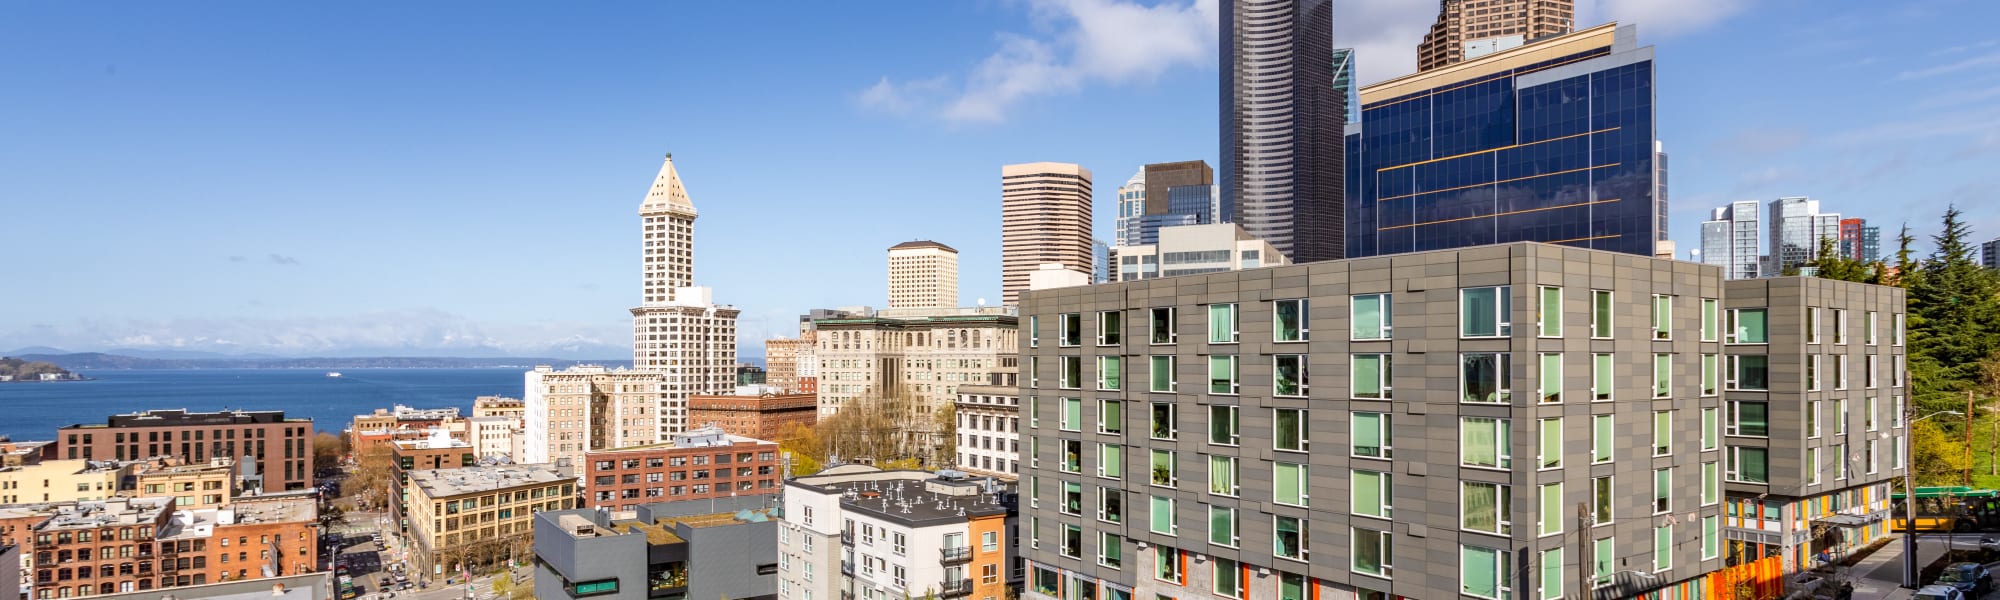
[326,372,343,378]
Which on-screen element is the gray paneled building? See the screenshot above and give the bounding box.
[1015,242,1905,600]
[533,496,778,600]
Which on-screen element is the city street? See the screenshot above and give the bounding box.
[328,509,531,600]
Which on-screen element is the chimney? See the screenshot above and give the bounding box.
[271,583,287,596]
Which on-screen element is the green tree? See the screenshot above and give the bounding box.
[492,571,513,596]
[1808,236,1875,283]
[1914,419,1975,485]
[1889,223,1921,289]
[1908,206,2000,411]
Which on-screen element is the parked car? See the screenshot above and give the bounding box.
[1936,562,1992,597]
[1914,585,1967,600]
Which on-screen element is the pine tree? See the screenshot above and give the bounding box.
[1890,223,1921,288]
[1907,206,2000,412]
[1809,235,1871,282]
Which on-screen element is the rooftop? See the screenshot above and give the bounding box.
[38,497,174,531]
[408,464,565,498]
[790,468,1013,528]
[889,240,959,253]
[593,425,769,452]
[228,494,318,524]
[93,572,332,600]
[67,409,306,429]
[393,428,471,450]
[1361,21,1622,105]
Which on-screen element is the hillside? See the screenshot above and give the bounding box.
[0,357,82,381]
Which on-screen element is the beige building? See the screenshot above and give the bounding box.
[1000,162,1092,305]
[630,155,741,439]
[813,307,1018,461]
[471,396,525,420]
[468,416,518,461]
[522,365,663,468]
[762,336,812,393]
[405,465,572,575]
[0,459,134,504]
[1418,0,1575,72]
[132,457,237,510]
[1110,222,1289,281]
[886,240,959,309]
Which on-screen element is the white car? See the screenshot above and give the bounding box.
[1915,584,1968,600]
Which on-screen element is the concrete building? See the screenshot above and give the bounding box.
[58,410,314,492]
[88,572,331,600]
[1983,239,2000,270]
[764,337,814,394]
[1417,0,1575,72]
[0,459,135,505]
[1113,170,1146,249]
[1014,242,1908,600]
[472,396,526,420]
[0,439,55,468]
[954,371,1021,480]
[688,393,817,440]
[1222,0,1344,264]
[1112,223,1288,282]
[1703,200,1765,280]
[468,416,518,461]
[533,495,777,600]
[1001,163,1093,306]
[582,426,781,511]
[1119,162,1219,249]
[814,307,1019,461]
[1838,218,1880,262]
[777,467,1017,600]
[523,365,664,468]
[132,458,237,510]
[638,154,697,306]
[632,285,742,437]
[405,465,572,576]
[1,543,16,600]
[1769,197,1841,276]
[889,241,960,310]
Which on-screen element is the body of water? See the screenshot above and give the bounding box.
[0,368,526,440]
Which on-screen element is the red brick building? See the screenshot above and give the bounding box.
[27,494,321,598]
[58,410,315,491]
[688,393,817,440]
[584,426,781,511]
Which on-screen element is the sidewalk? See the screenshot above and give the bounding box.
[1849,536,1913,600]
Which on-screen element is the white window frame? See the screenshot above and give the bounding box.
[1538,286,1563,338]
[1460,286,1513,338]
[1350,293,1393,341]
[1273,298,1310,343]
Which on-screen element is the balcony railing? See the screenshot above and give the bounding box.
[840,561,854,576]
[840,531,855,546]
[938,579,974,598]
[939,546,972,564]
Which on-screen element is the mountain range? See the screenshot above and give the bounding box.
[10,351,633,370]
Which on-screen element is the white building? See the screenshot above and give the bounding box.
[777,466,1017,600]
[1111,222,1287,281]
[631,155,741,438]
[952,372,1019,480]
[468,415,517,461]
[887,241,959,309]
[522,365,662,467]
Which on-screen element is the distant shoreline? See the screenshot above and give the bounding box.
[18,352,634,371]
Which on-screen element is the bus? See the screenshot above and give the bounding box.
[1892,487,2000,532]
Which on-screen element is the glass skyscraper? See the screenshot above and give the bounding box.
[1221,0,1344,263]
[1344,23,1660,258]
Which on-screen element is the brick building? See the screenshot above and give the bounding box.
[58,410,315,492]
[582,426,781,511]
[688,392,817,440]
[25,493,321,598]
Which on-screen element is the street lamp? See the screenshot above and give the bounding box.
[1903,409,1963,589]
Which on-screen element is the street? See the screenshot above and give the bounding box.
[328,509,531,600]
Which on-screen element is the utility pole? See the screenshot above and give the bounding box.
[1969,391,1977,486]
[1576,502,1590,600]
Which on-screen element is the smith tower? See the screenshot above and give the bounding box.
[631,154,739,438]
[1220,0,1345,263]
[639,154,696,305]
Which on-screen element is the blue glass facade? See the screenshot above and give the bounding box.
[1345,31,1658,258]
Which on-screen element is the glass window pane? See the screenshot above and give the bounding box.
[1208,304,1235,343]
[1539,418,1561,468]
[1593,290,1613,338]
[1462,353,1510,403]
[1593,416,1613,463]
[1275,462,1303,505]
[1594,354,1613,400]
[1737,309,1768,343]
[1540,287,1562,337]
[1352,470,1386,518]
[1463,288,1497,337]
[1354,354,1382,398]
[1540,548,1564,600]
[1540,353,1562,403]
[1276,300,1305,342]
[1209,356,1236,394]
[1539,483,1562,535]
[1151,356,1173,392]
[1461,546,1499,598]
[1353,295,1382,339]
[1275,355,1305,396]
[1653,354,1671,397]
[1353,412,1383,457]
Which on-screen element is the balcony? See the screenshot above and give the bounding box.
[938,579,974,598]
[840,531,855,546]
[939,546,972,564]
[840,561,854,576]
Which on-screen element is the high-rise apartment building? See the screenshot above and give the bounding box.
[523,365,663,468]
[887,240,960,309]
[1016,241,1906,600]
[629,155,740,438]
[1333,48,1359,123]
[1839,218,1880,262]
[1768,197,1841,275]
[1417,0,1575,72]
[57,410,315,491]
[1001,163,1093,305]
[1702,200,1764,280]
[1346,23,1660,258]
[1984,239,2000,270]
[1221,0,1343,263]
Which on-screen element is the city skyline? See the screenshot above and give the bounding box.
[4,1,1998,359]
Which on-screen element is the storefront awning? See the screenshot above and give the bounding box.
[1815,514,1870,527]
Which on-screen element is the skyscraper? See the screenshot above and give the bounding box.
[1113,169,1145,248]
[1333,47,1359,124]
[1984,239,2000,270]
[1417,0,1575,72]
[630,155,739,438]
[1346,23,1660,258]
[1839,217,1880,262]
[1701,200,1763,280]
[886,240,958,309]
[1221,0,1344,263]
[1000,162,1093,305]
[1768,196,1841,275]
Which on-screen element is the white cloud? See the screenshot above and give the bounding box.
[0,310,630,358]
[1896,52,2000,80]
[1335,0,1437,86]
[1577,0,1753,39]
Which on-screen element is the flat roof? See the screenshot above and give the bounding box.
[790,470,1012,528]
[408,464,566,498]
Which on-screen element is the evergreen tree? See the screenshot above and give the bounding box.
[1908,206,2000,411]
[1890,223,1921,289]
[1809,236,1872,282]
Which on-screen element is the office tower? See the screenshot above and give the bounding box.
[1221,0,1343,264]
[630,156,740,437]
[1657,142,1671,242]
[1333,48,1359,124]
[523,365,664,467]
[1347,24,1659,258]
[1702,201,1763,280]
[1417,0,1575,72]
[1115,161,1222,250]
[58,409,315,491]
[763,336,811,393]
[1093,239,1110,284]
[1984,239,2000,270]
[1001,162,1093,305]
[1768,197,1841,275]
[1840,218,1880,262]
[1112,222,1288,281]
[1113,169,1145,247]
[1016,241,1907,600]
[887,240,960,309]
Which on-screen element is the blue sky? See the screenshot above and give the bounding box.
[3,0,1996,359]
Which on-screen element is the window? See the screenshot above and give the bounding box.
[1462,417,1512,469]
[1808,354,1822,391]
[1654,411,1672,456]
[1274,409,1308,452]
[1702,516,1720,560]
[1030,316,1039,348]
[1895,395,1905,428]
[1462,482,1513,534]
[1061,397,1082,432]
[1702,408,1719,450]
[1651,294,1672,340]
[1592,415,1613,464]
[1728,447,1770,483]
[1274,354,1308,397]
[1653,524,1674,572]
[1060,356,1082,389]
[1098,311,1121,345]
[1149,356,1175,392]
[1592,290,1614,338]
[1149,450,1177,487]
[1061,441,1082,473]
[1031,357,1040,389]
[1868,397,1879,431]
[1099,399,1123,435]
[1208,505,1238,547]
[1539,353,1563,403]
[1352,527,1391,577]
[1702,354,1720,396]
[1275,462,1309,506]
[1207,356,1239,395]
[1208,405,1238,446]
[1538,418,1562,469]
[1060,313,1081,347]
[1274,299,1308,342]
[1352,412,1391,459]
[1352,293,1392,340]
[1099,486,1123,522]
[1896,313,1906,346]
[1207,304,1238,343]
[1098,444,1122,479]
[1867,355,1880,388]
[1062,481,1083,514]
[1280,574,1306,600]
[1727,308,1768,343]
[1702,461,1721,505]
[1868,439,1879,474]
[1538,286,1563,337]
[1029,396,1039,428]
[1837,355,1849,389]
[1727,401,1769,437]
[1461,545,1513,600]
[1835,309,1849,344]
[1727,354,1769,391]
[1865,310,1878,345]
[1808,400,1822,438]
[1592,476,1614,526]
[1097,357,1122,391]
[1208,455,1238,497]
[1701,299,1719,341]
[1150,403,1176,440]
[1653,468,1672,514]
[1213,557,1244,599]
[1149,496,1176,535]
[1352,469,1392,519]
[1461,353,1512,403]
[1538,482,1563,536]
[1539,548,1565,600]
[1274,516,1307,561]
[1592,353,1614,401]
[1060,524,1082,558]
[1461,286,1512,337]
[1145,308,1178,345]
[1807,308,1821,344]
[1098,532,1122,568]
[1352,354,1391,399]
[1653,353,1672,398]
[1594,538,1615,584]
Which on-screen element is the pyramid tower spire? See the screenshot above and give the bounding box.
[637,153,697,306]
[640,153,697,217]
